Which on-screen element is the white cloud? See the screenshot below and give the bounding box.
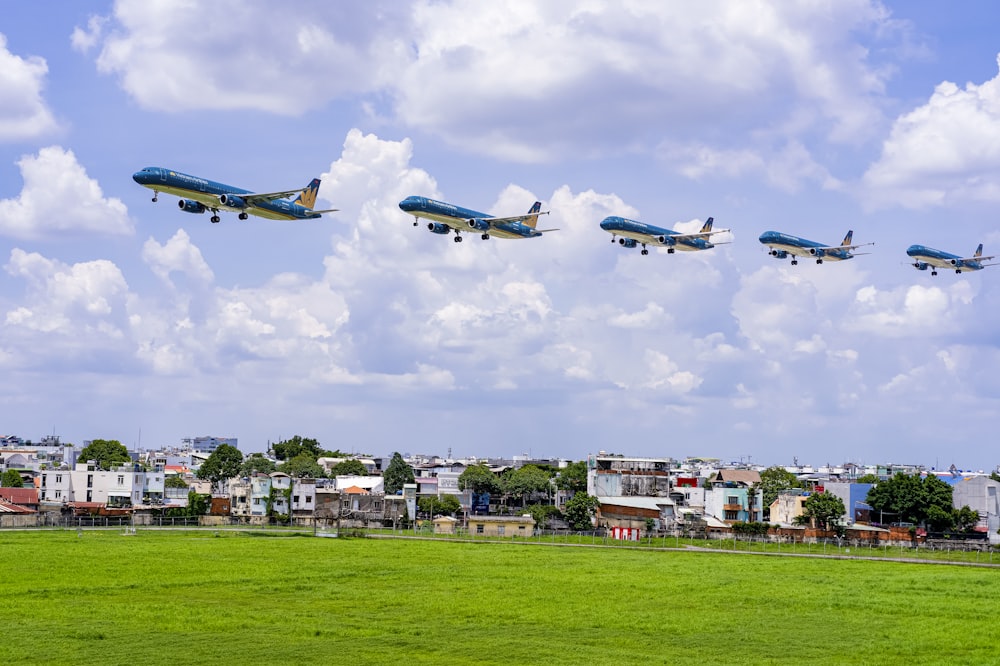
[846,282,976,336]
[863,54,1000,208]
[142,229,214,285]
[70,16,108,53]
[84,1,407,115]
[0,33,58,141]
[0,146,132,239]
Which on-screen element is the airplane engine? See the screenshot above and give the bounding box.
[620,238,637,248]
[427,222,450,235]
[914,261,929,271]
[178,199,206,214]
[949,258,960,266]
[656,235,675,246]
[218,194,246,209]
[770,249,787,259]
[467,218,490,232]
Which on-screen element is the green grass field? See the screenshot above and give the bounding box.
[3,530,998,665]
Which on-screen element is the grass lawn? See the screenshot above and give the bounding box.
[2,530,998,665]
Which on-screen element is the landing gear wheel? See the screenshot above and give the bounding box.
[931,270,937,276]
[453,235,463,243]
[791,260,798,265]
[413,221,418,227]
[238,212,248,220]
[152,194,158,203]
[641,249,649,255]
[816,259,823,264]
[667,248,675,254]
[211,215,221,224]
[481,234,490,240]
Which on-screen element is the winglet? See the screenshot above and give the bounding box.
[523,201,543,229]
[294,178,322,210]
[700,217,714,234]
[841,230,854,246]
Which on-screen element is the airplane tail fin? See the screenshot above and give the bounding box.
[841,230,854,246]
[975,243,983,257]
[700,217,714,234]
[523,201,543,229]
[294,178,322,210]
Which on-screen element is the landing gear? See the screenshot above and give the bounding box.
[481,233,490,240]
[931,270,938,276]
[413,218,418,227]
[667,248,675,254]
[238,212,248,220]
[816,259,823,264]
[955,269,962,274]
[152,191,159,203]
[611,236,616,244]
[641,249,649,255]
[211,215,221,223]
[453,234,463,243]
[790,259,798,265]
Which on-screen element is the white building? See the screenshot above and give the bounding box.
[38,462,161,508]
[953,476,1000,544]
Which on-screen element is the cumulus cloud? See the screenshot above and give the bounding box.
[863,54,1000,208]
[83,0,408,115]
[846,282,976,336]
[0,146,132,239]
[142,229,214,286]
[0,33,58,141]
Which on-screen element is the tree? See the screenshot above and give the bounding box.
[329,459,368,477]
[278,453,324,479]
[418,494,461,517]
[458,463,501,495]
[524,503,561,529]
[954,505,980,532]
[925,505,954,532]
[78,439,130,471]
[758,467,800,512]
[856,474,880,484]
[802,491,846,530]
[383,452,414,495]
[196,444,243,492]
[555,460,588,493]
[866,473,954,526]
[240,453,276,477]
[990,471,1000,484]
[502,465,552,507]
[164,475,188,489]
[1,469,24,487]
[271,436,323,461]
[563,492,599,531]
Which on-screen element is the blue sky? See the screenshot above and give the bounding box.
[2,1,1000,470]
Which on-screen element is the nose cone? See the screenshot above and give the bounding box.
[758,231,776,243]
[398,196,419,212]
[133,168,154,185]
[599,216,621,231]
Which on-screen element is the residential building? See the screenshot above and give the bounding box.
[587,454,673,497]
[467,514,535,537]
[597,496,676,532]
[953,476,1000,544]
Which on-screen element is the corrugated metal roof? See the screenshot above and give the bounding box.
[598,496,674,510]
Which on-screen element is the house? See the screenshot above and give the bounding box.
[433,516,459,534]
[467,514,535,537]
[587,454,673,497]
[769,490,808,526]
[597,496,676,532]
[0,487,39,512]
[953,476,1000,544]
[705,469,763,523]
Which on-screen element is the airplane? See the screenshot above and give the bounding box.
[132,166,337,223]
[906,243,996,275]
[758,229,873,265]
[397,195,556,242]
[599,216,729,255]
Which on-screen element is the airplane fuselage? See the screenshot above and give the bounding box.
[398,196,543,239]
[600,216,714,251]
[906,245,984,273]
[758,231,853,262]
[133,167,323,221]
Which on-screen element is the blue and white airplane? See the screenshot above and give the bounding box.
[398,196,555,242]
[132,167,337,223]
[758,230,872,265]
[600,216,729,255]
[906,243,996,275]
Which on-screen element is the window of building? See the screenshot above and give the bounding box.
[727,495,739,505]
[55,474,62,484]
[293,496,299,504]
[55,490,62,500]
[305,496,312,504]
[497,525,505,535]
[476,524,484,534]
[253,498,261,505]
[118,475,125,486]
[724,510,738,520]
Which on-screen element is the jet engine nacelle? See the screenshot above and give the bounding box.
[657,235,676,246]
[949,258,960,266]
[467,218,490,232]
[620,238,637,248]
[914,261,929,271]
[809,247,825,257]
[178,199,206,214]
[218,193,246,209]
[427,222,450,235]
[770,249,787,259]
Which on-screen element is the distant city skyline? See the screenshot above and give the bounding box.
[2,2,1000,471]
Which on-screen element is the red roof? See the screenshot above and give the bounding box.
[0,498,34,513]
[0,487,38,505]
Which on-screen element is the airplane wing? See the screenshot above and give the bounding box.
[484,211,551,225]
[811,242,875,252]
[957,254,996,262]
[536,228,560,232]
[668,228,732,241]
[307,208,339,214]
[222,188,306,205]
